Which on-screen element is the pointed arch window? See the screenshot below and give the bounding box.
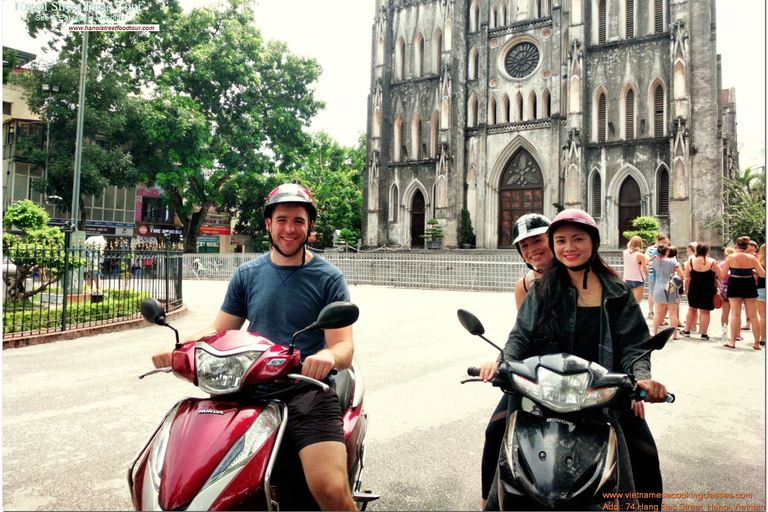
[396,37,406,81]
[394,117,404,161]
[654,0,664,33]
[412,115,423,160]
[653,84,665,136]
[433,30,443,74]
[500,1,507,26]
[502,95,510,123]
[598,0,607,44]
[597,91,607,142]
[390,184,399,222]
[625,88,635,139]
[657,167,670,215]
[591,172,602,217]
[542,89,551,118]
[469,47,479,80]
[515,92,523,122]
[491,3,498,28]
[528,91,538,120]
[626,0,635,39]
[415,34,425,78]
[470,0,480,32]
[489,97,497,125]
[468,93,479,127]
[430,111,439,158]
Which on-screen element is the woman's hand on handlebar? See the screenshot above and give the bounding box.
[636,379,668,403]
[478,361,499,383]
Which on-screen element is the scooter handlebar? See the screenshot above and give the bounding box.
[637,389,675,403]
[467,367,481,377]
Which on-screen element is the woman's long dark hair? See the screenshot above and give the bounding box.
[533,233,618,345]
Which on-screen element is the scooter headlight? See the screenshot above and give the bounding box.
[196,347,264,395]
[148,403,181,491]
[202,402,282,491]
[513,368,590,413]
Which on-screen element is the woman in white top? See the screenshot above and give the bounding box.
[623,236,647,304]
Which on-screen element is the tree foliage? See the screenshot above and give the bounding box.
[2,200,84,303]
[228,131,365,248]
[622,216,661,248]
[13,58,139,229]
[120,0,324,251]
[710,168,767,246]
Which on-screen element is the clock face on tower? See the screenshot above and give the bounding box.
[504,42,540,79]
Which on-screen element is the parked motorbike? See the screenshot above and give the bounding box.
[457,309,674,511]
[128,298,379,511]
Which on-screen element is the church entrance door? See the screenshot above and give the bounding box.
[410,190,426,248]
[618,176,641,247]
[498,148,544,248]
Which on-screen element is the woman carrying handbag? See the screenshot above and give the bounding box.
[683,243,722,340]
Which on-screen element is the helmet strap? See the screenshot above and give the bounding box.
[566,257,594,289]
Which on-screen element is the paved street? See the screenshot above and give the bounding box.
[2,280,765,511]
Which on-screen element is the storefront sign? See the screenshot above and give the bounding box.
[200,214,231,236]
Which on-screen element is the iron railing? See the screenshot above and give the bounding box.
[2,246,183,338]
[179,250,642,294]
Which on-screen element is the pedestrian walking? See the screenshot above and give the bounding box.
[650,244,683,338]
[623,236,648,304]
[682,242,722,340]
[645,233,669,321]
[721,236,766,350]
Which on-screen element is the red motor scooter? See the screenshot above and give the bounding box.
[128,298,379,511]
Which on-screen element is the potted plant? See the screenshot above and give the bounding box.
[459,209,475,249]
[423,218,443,249]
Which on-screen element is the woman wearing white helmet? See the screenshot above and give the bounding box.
[478,213,554,508]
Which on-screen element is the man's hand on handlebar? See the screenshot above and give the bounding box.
[302,351,335,381]
[151,339,176,369]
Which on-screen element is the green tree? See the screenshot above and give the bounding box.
[3,48,19,84]
[121,0,323,252]
[459,208,476,247]
[14,60,139,230]
[711,168,766,245]
[2,200,84,303]
[622,216,661,247]
[227,132,364,248]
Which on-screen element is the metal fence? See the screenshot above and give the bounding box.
[2,246,183,338]
[180,250,637,293]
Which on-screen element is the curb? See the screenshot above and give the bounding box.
[2,303,189,350]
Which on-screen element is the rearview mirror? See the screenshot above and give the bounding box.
[140,298,167,326]
[457,309,485,336]
[308,301,360,331]
[649,327,674,350]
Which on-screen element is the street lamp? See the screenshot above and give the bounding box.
[41,83,60,205]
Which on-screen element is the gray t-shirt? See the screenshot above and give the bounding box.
[221,252,350,359]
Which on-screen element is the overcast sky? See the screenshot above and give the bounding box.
[3,0,765,148]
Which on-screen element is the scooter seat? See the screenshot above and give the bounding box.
[335,367,354,413]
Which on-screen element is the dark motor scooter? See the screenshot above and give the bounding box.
[128,298,379,511]
[457,309,674,511]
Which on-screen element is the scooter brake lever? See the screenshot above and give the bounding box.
[139,367,172,379]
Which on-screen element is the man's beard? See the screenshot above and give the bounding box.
[268,231,308,258]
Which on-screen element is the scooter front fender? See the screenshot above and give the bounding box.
[130,398,285,511]
[498,411,618,510]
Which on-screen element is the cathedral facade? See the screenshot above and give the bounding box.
[363,0,726,249]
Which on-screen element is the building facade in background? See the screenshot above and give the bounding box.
[363,0,730,249]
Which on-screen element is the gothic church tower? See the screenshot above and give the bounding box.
[363,0,725,249]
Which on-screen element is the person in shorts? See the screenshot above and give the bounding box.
[645,233,668,320]
[721,236,766,350]
[623,235,648,305]
[152,184,357,511]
